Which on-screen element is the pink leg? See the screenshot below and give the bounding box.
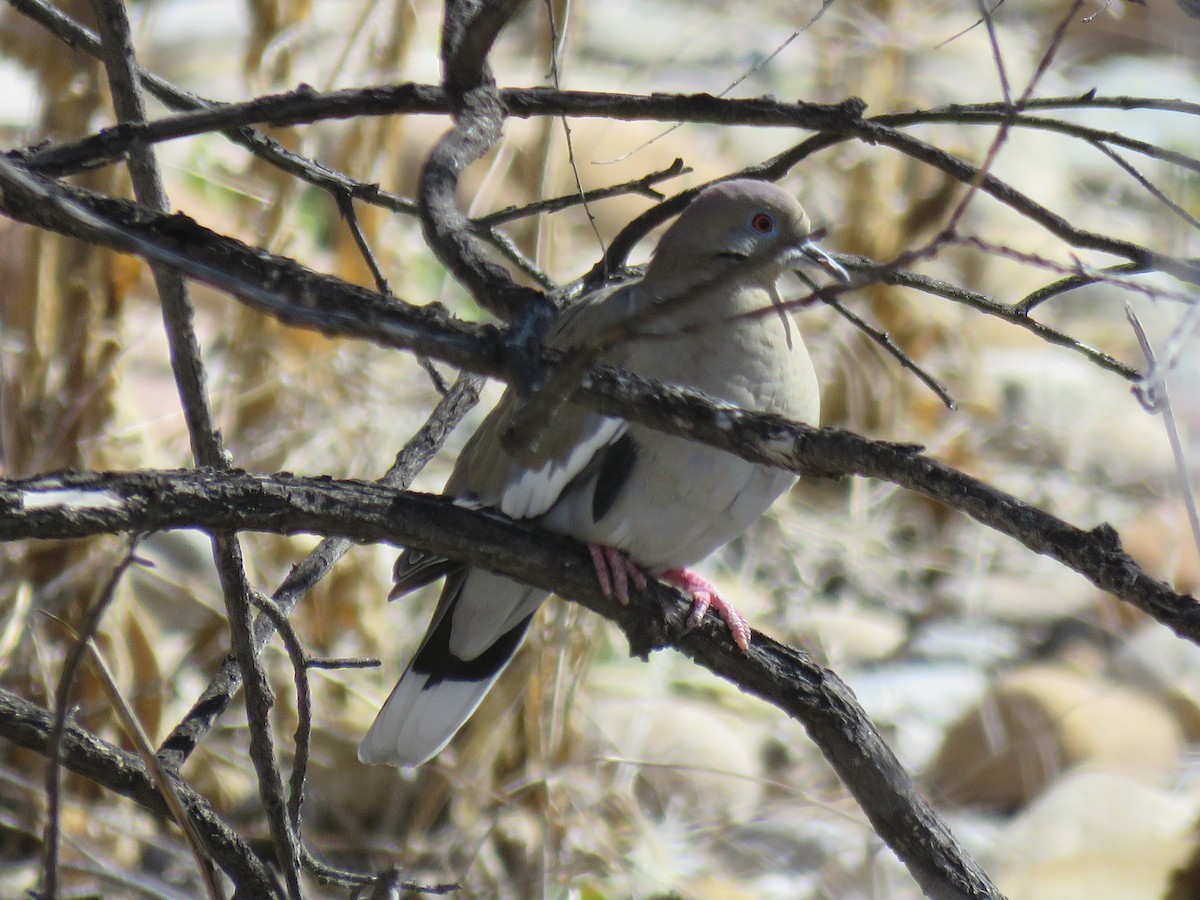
[659,568,752,652]
[588,544,647,605]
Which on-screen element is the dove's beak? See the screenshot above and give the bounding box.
[794,240,849,282]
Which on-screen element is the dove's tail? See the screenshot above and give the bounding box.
[357,568,544,768]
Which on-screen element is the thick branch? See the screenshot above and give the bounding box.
[0,155,508,375]
[0,467,1002,899]
[34,86,1198,179]
[2,454,1196,656]
[0,155,1145,405]
[417,0,543,322]
[18,79,1200,286]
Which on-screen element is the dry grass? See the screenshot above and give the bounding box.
[2,0,1198,896]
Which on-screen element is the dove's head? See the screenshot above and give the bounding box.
[644,179,846,292]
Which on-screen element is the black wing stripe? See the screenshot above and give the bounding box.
[591,434,639,523]
[410,573,535,686]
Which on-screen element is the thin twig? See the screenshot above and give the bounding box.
[246,592,312,839]
[45,611,224,900]
[976,0,1012,105]
[543,0,605,259]
[935,0,1009,48]
[335,191,392,295]
[3,685,286,896]
[42,541,144,900]
[1016,261,1148,313]
[594,0,837,165]
[211,535,305,899]
[332,189,454,394]
[1127,307,1200,559]
[819,289,957,410]
[475,159,689,227]
[950,234,1199,306]
[1089,141,1200,232]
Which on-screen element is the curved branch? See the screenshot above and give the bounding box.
[1017,261,1148,313]
[3,445,1196,890]
[593,121,1200,289]
[8,0,1196,281]
[417,0,544,322]
[0,141,1162,386]
[2,389,1196,643]
[0,466,1006,899]
[0,686,285,898]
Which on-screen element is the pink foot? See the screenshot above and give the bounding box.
[659,568,752,652]
[589,544,648,605]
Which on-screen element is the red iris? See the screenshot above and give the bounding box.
[751,213,774,233]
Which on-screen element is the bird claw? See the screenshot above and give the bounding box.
[660,568,752,652]
[589,544,648,605]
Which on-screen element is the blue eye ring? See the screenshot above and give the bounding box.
[751,212,775,233]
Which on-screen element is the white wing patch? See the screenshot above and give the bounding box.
[499,416,625,519]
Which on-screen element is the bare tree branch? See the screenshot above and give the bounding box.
[0,685,286,898]
[5,2,1198,896]
[3,431,1196,645]
[5,444,1196,890]
[21,85,1200,183]
[417,0,545,323]
[0,155,1147,402]
[1,466,1016,899]
[158,373,482,769]
[88,2,304,894]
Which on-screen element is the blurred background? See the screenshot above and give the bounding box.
[1,0,1200,896]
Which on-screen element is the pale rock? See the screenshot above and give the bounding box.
[1119,502,1200,595]
[848,662,988,770]
[929,664,1182,809]
[938,561,1095,624]
[795,603,908,665]
[990,770,1195,900]
[588,695,764,822]
[1112,620,1200,742]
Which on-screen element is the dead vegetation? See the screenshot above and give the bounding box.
[1,0,1199,897]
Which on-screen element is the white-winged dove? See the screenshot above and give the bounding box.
[358,179,843,768]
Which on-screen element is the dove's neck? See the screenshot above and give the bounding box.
[633,271,787,334]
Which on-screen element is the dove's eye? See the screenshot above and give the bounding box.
[751,212,775,234]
